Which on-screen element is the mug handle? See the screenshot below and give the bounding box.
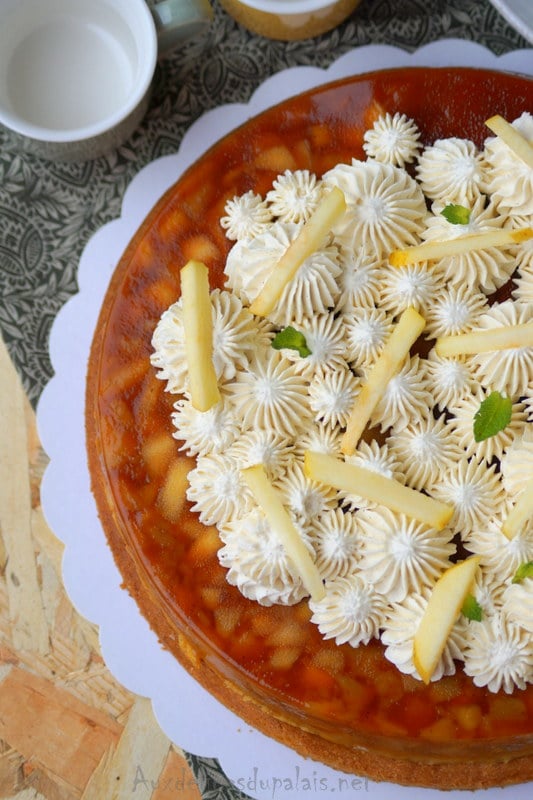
[151,0,213,53]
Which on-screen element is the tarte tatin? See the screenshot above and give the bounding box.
[86,68,533,789]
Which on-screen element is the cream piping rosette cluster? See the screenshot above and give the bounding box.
[151,114,533,692]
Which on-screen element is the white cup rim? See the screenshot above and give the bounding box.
[0,0,158,145]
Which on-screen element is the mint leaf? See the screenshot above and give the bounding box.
[473,391,512,442]
[461,593,483,621]
[272,326,311,358]
[441,204,471,225]
[512,561,533,584]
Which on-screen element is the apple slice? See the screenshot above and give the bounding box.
[248,186,346,318]
[502,476,533,539]
[304,451,453,531]
[485,114,533,169]
[180,260,221,411]
[341,306,426,454]
[435,322,533,358]
[413,557,481,684]
[241,464,325,602]
[142,432,176,479]
[157,458,191,523]
[389,227,533,267]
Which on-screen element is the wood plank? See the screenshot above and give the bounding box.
[3,789,49,800]
[0,744,25,795]
[17,757,78,800]
[0,337,49,655]
[0,667,121,795]
[81,696,170,800]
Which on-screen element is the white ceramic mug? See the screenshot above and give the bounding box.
[0,0,212,161]
[219,0,361,40]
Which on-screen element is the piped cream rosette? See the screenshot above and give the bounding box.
[151,113,533,691]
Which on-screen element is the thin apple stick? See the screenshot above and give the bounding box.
[241,464,325,602]
[180,260,221,411]
[341,306,425,454]
[304,451,453,531]
[435,322,533,358]
[249,187,346,318]
[413,557,480,684]
[502,476,533,540]
[389,227,533,268]
[485,114,533,169]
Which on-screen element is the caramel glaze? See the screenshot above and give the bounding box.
[87,68,533,788]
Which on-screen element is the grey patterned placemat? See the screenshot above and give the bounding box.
[0,0,527,407]
[0,1,529,797]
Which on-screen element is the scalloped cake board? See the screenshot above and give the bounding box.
[37,41,533,800]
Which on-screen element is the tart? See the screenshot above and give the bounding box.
[86,67,533,789]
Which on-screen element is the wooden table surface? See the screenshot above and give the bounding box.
[0,335,204,800]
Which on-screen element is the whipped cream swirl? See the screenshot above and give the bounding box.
[470,300,533,398]
[310,573,387,647]
[503,578,533,635]
[382,589,468,681]
[310,507,361,581]
[220,190,272,240]
[323,159,426,260]
[484,111,533,215]
[219,510,313,606]
[363,112,421,168]
[416,137,488,204]
[358,508,455,603]
[463,612,533,693]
